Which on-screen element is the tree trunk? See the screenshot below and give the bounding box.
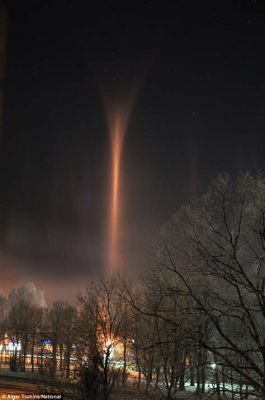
[214,355,221,400]
[22,336,28,372]
[122,338,127,385]
[135,348,142,388]
[231,368,235,400]
[221,366,226,397]
[65,347,71,379]
[155,367,160,390]
[179,351,187,391]
[190,365,195,386]
[196,347,201,394]
[59,344,63,371]
[52,339,57,377]
[31,334,35,374]
[145,355,154,394]
[201,347,206,393]
[39,346,44,375]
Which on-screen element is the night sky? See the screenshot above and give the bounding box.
[1,0,265,301]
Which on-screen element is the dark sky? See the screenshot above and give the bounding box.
[0,0,265,301]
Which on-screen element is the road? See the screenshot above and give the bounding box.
[0,376,65,399]
[0,375,39,399]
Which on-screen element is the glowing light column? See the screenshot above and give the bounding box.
[104,87,137,272]
[109,111,125,271]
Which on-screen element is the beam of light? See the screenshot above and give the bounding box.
[102,85,140,272]
[108,110,127,272]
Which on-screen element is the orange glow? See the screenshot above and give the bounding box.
[103,86,138,272]
[109,111,126,271]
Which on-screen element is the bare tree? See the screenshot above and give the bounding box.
[7,300,32,371]
[47,301,73,378]
[124,272,196,399]
[29,306,44,374]
[62,305,77,379]
[152,173,265,398]
[78,275,127,400]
